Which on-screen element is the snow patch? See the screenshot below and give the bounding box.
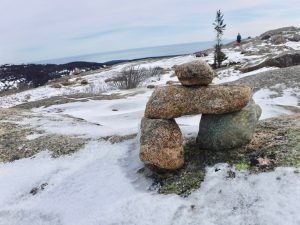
[254,88,299,119]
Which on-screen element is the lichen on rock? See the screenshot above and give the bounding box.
[145,84,252,119]
[142,114,300,196]
[0,118,87,163]
[175,60,215,86]
[197,100,262,150]
[140,117,184,170]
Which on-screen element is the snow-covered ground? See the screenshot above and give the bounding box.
[1,42,300,225]
[285,41,300,50]
[1,143,300,225]
[253,87,300,119]
[0,78,26,92]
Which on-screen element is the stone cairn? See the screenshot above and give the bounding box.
[140,60,261,170]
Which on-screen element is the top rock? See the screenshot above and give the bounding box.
[175,60,215,86]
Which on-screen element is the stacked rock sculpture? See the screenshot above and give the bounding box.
[140,60,261,170]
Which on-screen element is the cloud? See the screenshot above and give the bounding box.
[0,0,299,64]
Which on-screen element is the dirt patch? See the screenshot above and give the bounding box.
[141,114,300,196]
[12,93,125,109]
[0,108,30,120]
[13,90,146,109]
[0,121,87,163]
[99,134,138,144]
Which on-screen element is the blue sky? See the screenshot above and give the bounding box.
[1,0,300,64]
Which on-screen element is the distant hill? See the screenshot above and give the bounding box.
[0,61,105,93]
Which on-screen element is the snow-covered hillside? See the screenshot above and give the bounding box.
[0,28,300,225]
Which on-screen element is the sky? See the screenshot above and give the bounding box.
[1,0,300,64]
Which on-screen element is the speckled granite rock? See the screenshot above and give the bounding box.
[271,35,286,45]
[145,85,252,119]
[140,117,184,170]
[175,60,215,86]
[197,100,262,150]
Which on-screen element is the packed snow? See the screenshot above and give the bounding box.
[1,139,300,225]
[254,87,300,119]
[285,41,300,50]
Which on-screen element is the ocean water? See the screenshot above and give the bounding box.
[39,41,215,64]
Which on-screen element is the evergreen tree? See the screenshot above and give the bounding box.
[213,10,227,68]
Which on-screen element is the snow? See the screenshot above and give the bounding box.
[253,88,299,119]
[31,90,151,137]
[0,47,284,109]
[176,166,300,225]
[26,133,44,140]
[1,139,300,225]
[223,49,260,63]
[0,79,25,92]
[213,67,277,84]
[139,55,197,69]
[285,41,300,50]
[0,55,195,109]
[176,115,202,138]
[26,89,201,138]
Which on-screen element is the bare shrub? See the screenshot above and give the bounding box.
[105,66,163,89]
[147,84,156,89]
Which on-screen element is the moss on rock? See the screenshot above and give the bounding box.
[0,122,87,163]
[143,114,300,196]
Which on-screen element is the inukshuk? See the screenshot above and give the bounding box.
[140,60,261,170]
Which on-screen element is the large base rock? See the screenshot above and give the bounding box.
[140,117,184,170]
[145,85,252,119]
[197,100,262,150]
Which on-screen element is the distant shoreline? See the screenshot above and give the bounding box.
[1,40,223,67]
[0,54,185,67]
[31,41,217,65]
[2,40,226,66]
[102,54,186,66]
[2,40,239,67]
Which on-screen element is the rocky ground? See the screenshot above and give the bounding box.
[0,108,87,163]
[233,65,300,100]
[143,113,300,196]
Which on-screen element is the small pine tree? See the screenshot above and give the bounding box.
[213,10,227,68]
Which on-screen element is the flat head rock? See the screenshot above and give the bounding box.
[144,85,252,119]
